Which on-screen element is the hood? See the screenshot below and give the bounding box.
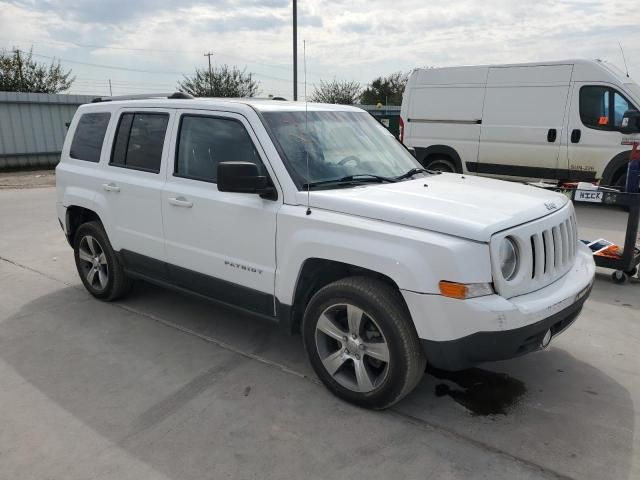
[305,174,568,242]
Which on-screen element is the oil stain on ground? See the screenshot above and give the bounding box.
[429,367,526,416]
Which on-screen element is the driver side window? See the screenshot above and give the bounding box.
[175,115,265,183]
[579,86,635,131]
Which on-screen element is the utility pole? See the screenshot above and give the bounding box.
[108,79,113,96]
[293,0,297,101]
[204,51,214,96]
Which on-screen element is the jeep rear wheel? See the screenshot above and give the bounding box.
[302,277,426,409]
[74,221,132,301]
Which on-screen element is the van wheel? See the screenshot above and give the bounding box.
[614,172,627,191]
[423,156,456,173]
[73,221,132,301]
[302,276,426,409]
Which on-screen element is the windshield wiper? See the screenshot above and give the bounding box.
[303,173,397,189]
[393,167,432,181]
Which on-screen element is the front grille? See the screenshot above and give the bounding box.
[528,214,577,282]
[491,203,577,298]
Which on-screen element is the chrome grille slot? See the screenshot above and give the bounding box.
[531,233,545,281]
[543,229,554,273]
[491,203,578,298]
[552,226,561,268]
[560,221,568,267]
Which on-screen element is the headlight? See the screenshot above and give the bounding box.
[499,237,518,280]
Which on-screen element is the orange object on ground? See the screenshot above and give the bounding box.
[594,244,623,259]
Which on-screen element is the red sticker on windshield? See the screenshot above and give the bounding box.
[598,116,609,125]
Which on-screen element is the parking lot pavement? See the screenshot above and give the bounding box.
[0,187,638,480]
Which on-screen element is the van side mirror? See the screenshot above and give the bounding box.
[621,110,640,134]
[217,161,276,199]
[407,147,417,158]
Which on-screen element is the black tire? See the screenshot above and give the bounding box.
[423,156,456,173]
[302,276,426,409]
[614,172,626,191]
[611,270,628,284]
[73,221,132,301]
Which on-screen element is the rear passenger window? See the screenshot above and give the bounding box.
[69,112,111,162]
[175,115,264,183]
[110,113,169,173]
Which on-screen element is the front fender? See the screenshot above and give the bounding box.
[275,205,492,304]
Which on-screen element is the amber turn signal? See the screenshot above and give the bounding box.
[439,281,494,299]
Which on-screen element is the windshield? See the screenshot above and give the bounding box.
[625,83,640,107]
[262,110,421,189]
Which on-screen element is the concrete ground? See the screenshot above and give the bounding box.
[0,169,55,189]
[0,185,638,480]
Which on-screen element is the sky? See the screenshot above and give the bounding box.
[0,0,639,99]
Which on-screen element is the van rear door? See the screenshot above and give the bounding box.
[474,64,573,180]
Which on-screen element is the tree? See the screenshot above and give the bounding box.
[0,48,74,93]
[179,64,259,97]
[360,71,409,106]
[310,79,361,104]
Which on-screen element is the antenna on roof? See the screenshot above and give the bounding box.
[304,40,311,216]
[619,42,630,78]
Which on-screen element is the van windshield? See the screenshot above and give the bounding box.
[625,83,640,107]
[262,110,421,189]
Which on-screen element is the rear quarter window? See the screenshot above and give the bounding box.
[69,112,111,162]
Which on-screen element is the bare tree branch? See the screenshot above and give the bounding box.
[310,79,361,104]
[179,65,260,97]
[0,47,75,93]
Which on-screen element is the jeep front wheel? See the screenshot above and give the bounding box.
[302,276,426,409]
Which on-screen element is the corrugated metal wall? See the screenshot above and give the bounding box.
[0,91,94,170]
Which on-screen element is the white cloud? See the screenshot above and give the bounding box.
[1,0,639,98]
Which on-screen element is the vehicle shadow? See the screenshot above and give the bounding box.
[0,282,635,480]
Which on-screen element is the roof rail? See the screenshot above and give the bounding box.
[243,96,288,101]
[91,92,194,103]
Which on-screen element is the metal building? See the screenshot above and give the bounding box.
[0,91,94,170]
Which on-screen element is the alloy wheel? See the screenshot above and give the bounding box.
[78,235,109,291]
[314,303,390,393]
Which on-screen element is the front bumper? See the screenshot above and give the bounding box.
[419,285,590,370]
[402,244,595,371]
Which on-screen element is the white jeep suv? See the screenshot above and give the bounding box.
[56,94,595,409]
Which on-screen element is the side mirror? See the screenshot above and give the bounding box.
[621,109,640,134]
[217,161,276,199]
[406,147,417,158]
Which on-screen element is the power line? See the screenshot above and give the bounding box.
[2,37,324,78]
[15,49,318,86]
[22,50,186,74]
[74,77,179,87]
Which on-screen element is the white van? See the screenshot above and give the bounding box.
[400,59,640,188]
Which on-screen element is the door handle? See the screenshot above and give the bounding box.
[168,196,193,208]
[571,129,581,143]
[102,183,120,192]
[547,128,557,142]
